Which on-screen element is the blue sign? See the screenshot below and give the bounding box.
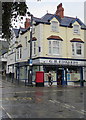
[67,74,70,80]
[29,59,32,65]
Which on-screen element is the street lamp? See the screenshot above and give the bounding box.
[27,12,33,86]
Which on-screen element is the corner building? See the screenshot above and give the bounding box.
[10,3,86,86]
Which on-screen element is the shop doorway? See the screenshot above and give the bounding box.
[57,69,63,85]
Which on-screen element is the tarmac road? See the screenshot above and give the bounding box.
[1,75,86,119]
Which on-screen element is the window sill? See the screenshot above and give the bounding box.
[72,55,84,58]
[73,33,80,35]
[51,30,59,33]
[46,54,61,57]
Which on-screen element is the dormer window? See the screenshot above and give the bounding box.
[73,25,80,34]
[51,21,59,32]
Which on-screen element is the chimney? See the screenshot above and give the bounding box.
[56,3,64,18]
[25,18,30,28]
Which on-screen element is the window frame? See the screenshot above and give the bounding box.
[32,41,36,56]
[48,40,61,55]
[25,36,27,47]
[51,21,59,32]
[73,25,80,34]
[72,42,83,56]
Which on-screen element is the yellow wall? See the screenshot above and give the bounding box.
[41,18,85,59]
[16,16,86,62]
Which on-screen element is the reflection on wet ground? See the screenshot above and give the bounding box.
[1,76,86,119]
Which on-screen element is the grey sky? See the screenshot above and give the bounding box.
[26,0,86,23]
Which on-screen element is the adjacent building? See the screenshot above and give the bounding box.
[7,3,86,86]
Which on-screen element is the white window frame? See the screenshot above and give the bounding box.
[48,40,61,55]
[20,47,22,59]
[72,42,83,56]
[73,25,80,34]
[32,25,35,34]
[17,48,19,60]
[32,41,36,56]
[51,21,59,32]
[16,47,22,60]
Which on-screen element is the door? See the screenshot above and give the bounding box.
[57,70,62,85]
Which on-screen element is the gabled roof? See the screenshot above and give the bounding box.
[13,28,19,38]
[16,44,22,48]
[13,13,86,37]
[33,13,86,29]
[13,27,29,38]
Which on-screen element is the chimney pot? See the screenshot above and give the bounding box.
[56,3,64,18]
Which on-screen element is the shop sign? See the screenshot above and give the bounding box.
[40,59,85,66]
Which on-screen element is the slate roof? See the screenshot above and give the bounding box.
[13,27,30,38]
[13,13,86,37]
[0,40,9,55]
[33,13,86,29]
[13,28,19,38]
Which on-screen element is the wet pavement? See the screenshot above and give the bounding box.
[1,75,86,119]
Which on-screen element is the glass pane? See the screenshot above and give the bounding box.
[77,49,81,54]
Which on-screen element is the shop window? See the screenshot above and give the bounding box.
[51,21,59,32]
[72,42,83,56]
[73,25,80,34]
[49,40,61,55]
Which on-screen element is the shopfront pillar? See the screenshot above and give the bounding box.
[25,66,27,86]
[80,67,84,87]
[62,68,67,86]
[17,65,20,84]
[56,66,58,86]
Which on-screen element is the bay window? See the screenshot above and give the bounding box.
[72,42,83,56]
[49,40,61,55]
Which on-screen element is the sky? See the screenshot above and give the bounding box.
[26,0,86,23]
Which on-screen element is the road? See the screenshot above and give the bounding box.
[0,75,86,119]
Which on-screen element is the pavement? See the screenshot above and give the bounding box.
[0,75,86,119]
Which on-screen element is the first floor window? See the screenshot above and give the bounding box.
[32,41,36,55]
[17,49,19,59]
[49,41,51,54]
[33,42,36,55]
[76,43,82,55]
[16,47,22,60]
[49,40,61,55]
[25,36,27,47]
[72,42,83,56]
[20,47,22,59]
[53,41,60,54]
